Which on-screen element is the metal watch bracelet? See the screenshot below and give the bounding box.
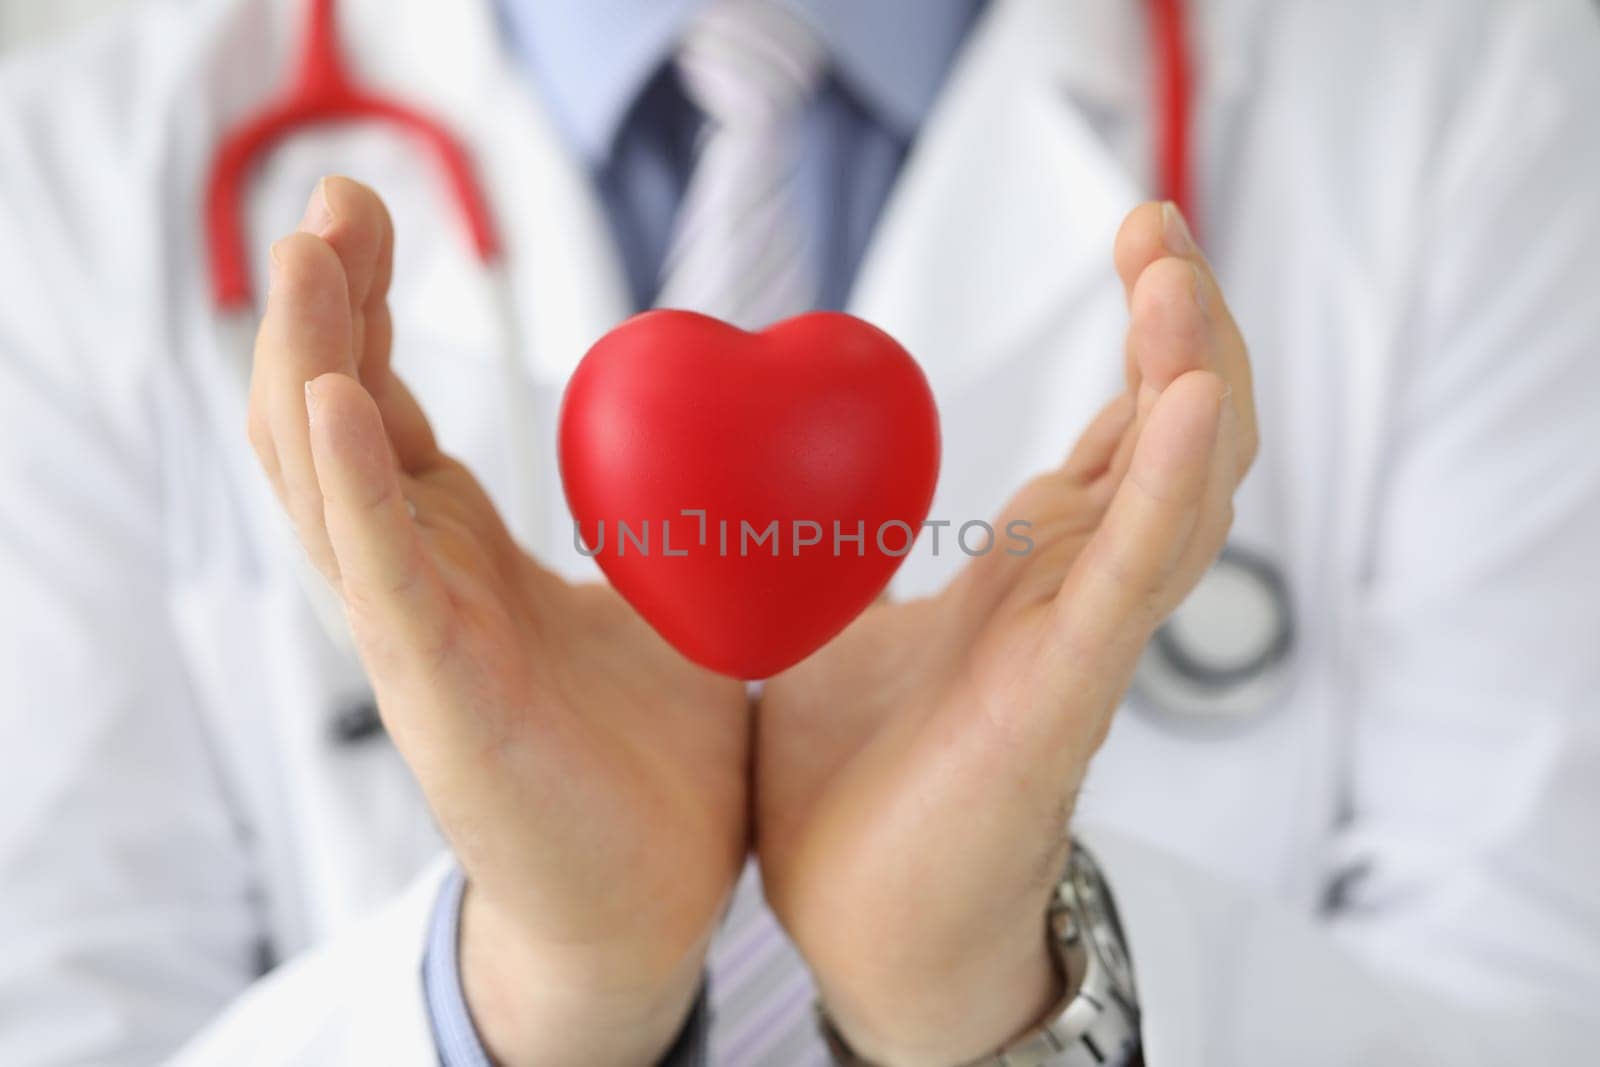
[816,842,1140,1067]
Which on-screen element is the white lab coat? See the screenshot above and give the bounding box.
[1,0,1597,1062]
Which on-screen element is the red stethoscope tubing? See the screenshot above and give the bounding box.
[1149,0,1196,230]
[204,0,1194,311]
[204,0,499,311]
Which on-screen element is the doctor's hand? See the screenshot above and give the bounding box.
[754,203,1258,1065]
[247,178,749,1067]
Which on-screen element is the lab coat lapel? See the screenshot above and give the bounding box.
[850,0,1146,400]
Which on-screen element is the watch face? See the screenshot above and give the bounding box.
[1074,859,1138,1003]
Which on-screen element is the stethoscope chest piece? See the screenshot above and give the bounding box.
[1131,543,1296,729]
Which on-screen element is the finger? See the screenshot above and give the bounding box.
[252,228,356,581]
[306,371,455,669]
[317,177,448,477]
[1104,203,1201,486]
[1102,254,1209,490]
[317,177,396,372]
[305,176,390,325]
[1175,392,1241,588]
[1038,370,1228,711]
[1113,201,1173,308]
[966,392,1135,609]
[370,366,440,474]
[1114,202,1258,477]
[1113,202,1169,396]
[1061,392,1136,484]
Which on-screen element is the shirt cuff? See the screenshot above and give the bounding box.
[422,868,490,1067]
[421,867,711,1067]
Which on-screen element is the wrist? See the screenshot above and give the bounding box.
[820,916,1064,1066]
[819,843,1141,1067]
[459,882,708,1067]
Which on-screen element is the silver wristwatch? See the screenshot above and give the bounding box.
[817,842,1140,1067]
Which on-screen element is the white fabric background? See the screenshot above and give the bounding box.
[0,0,142,54]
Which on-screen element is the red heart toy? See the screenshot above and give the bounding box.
[558,310,940,679]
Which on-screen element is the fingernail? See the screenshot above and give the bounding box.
[304,380,320,425]
[1162,201,1197,256]
[299,178,335,237]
